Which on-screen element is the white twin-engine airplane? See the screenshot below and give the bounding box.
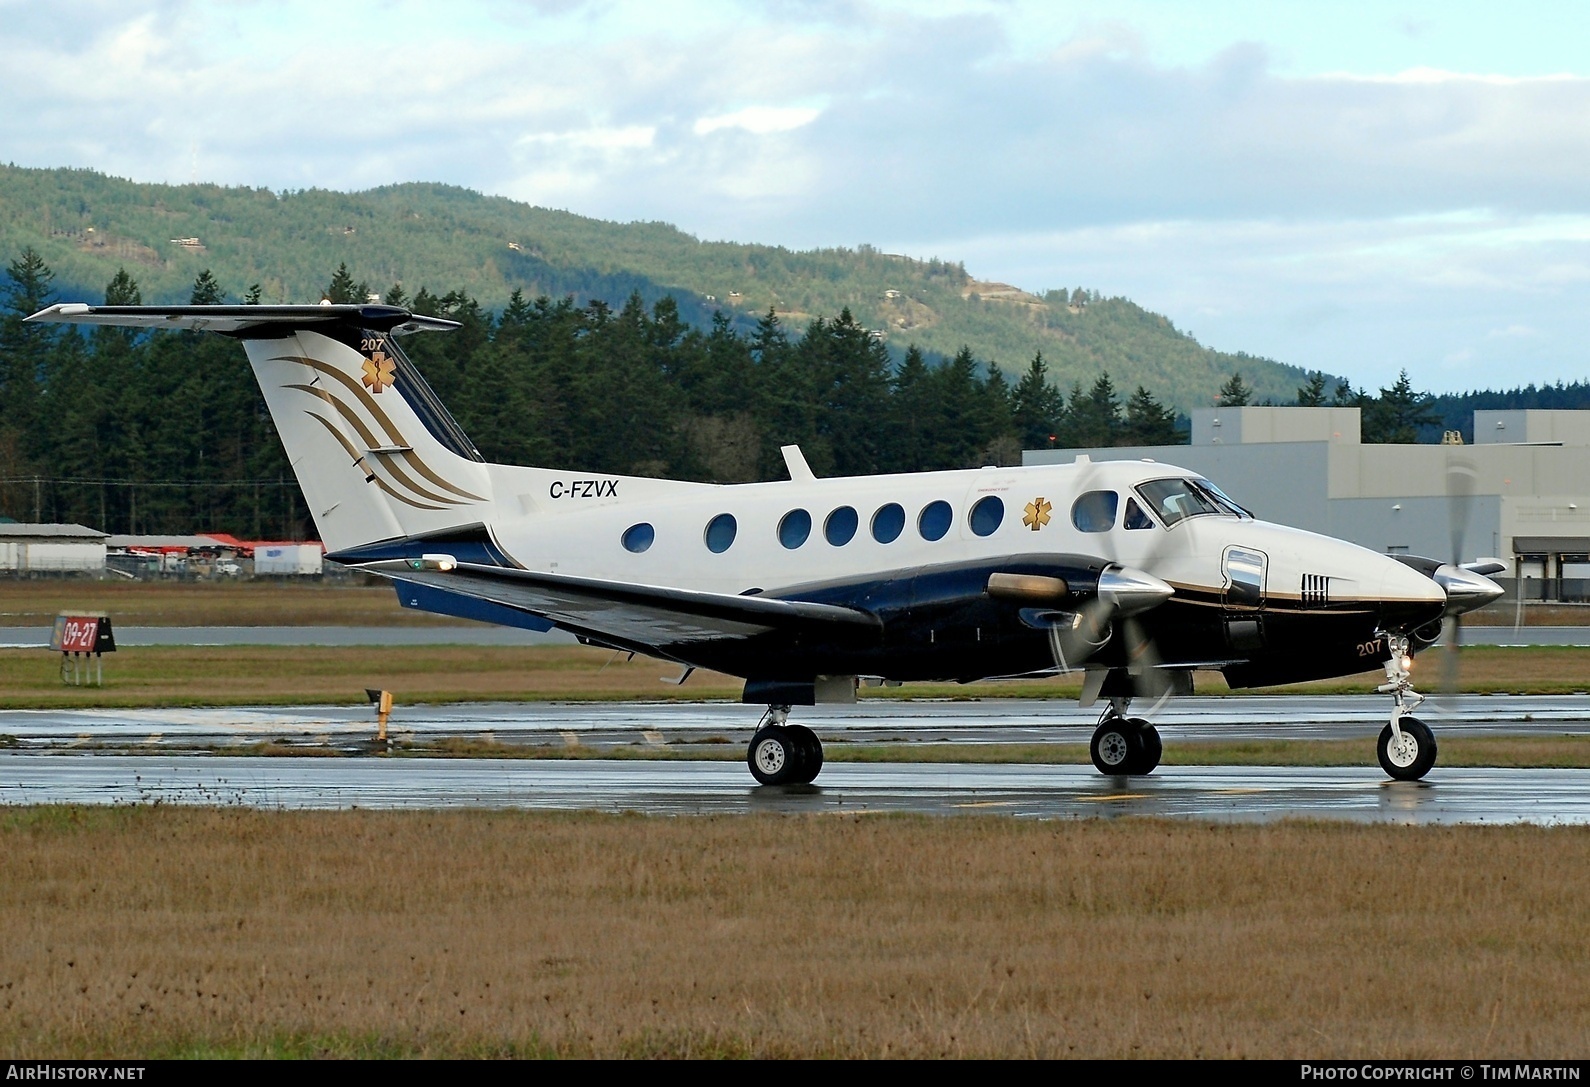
[31,302,1507,784]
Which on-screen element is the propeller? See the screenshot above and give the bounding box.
[1434,450,1505,706]
[1440,451,1476,703]
[1001,453,1183,705]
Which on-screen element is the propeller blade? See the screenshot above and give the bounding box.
[1121,614,1178,716]
[1442,451,1480,709]
[1047,597,1112,674]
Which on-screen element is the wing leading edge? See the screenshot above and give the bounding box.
[362,560,883,650]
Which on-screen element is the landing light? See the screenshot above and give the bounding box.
[408,553,457,572]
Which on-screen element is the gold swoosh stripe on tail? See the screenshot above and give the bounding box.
[286,383,465,508]
[274,356,487,503]
[304,413,451,511]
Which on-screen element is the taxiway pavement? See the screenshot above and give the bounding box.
[3,694,1588,750]
[2,754,1586,824]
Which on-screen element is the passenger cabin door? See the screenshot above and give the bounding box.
[1222,546,1268,652]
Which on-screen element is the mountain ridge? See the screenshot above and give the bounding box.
[0,164,1313,411]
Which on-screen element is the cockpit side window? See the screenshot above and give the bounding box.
[1071,490,1119,533]
[1123,497,1155,530]
[1135,478,1225,526]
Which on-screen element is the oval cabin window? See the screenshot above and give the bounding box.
[621,523,655,553]
[969,495,1004,537]
[872,503,906,544]
[918,500,953,541]
[779,509,812,549]
[825,506,859,546]
[704,513,738,553]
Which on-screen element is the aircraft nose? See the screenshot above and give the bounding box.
[1372,555,1447,613]
[1434,564,1506,615]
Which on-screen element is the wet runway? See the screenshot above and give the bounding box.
[2,695,1588,824]
[4,694,1588,750]
[2,753,1587,824]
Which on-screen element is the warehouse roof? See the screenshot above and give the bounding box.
[0,523,108,539]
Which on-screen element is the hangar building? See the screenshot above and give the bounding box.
[1024,407,1590,601]
[0,523,109,575]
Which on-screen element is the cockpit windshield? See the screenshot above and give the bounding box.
[1195,478,1253,518]
[1135,477,1249,527]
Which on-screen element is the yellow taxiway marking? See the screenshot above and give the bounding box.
[143,733,163,745]
[642,729,665,745]
[952,800,1017,809]
[1078,793,1151,802]
[561,730,580,747]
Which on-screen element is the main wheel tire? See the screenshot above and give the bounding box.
[786,724,824,784]
[1091,718,1144,776]
[1129,719,1162,774]
[1377,716,1437,781]
[748,725,798,785]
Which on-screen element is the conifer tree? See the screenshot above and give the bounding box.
[189,270,225,305]
[1296,371,1328,406]
[1123,386,1179,445]
[1218,372,1251,406]
[1011,351,1064,449]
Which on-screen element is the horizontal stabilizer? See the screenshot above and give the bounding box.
[26,303,459,336]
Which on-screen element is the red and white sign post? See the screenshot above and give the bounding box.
[50,615,116,686]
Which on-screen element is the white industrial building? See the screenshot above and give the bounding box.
[1025,407,1590,601]
[0,523,109,574]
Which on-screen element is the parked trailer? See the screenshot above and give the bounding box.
[253,543,323,576]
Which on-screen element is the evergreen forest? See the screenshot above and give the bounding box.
[2,248,1577,540]
[0,252,1186,538]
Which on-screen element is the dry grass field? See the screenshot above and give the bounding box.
[2,642,1588,709]
[0,579,447,627]
[1,807,1587,1059]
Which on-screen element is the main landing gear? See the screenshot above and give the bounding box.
[747,705,824,786]
[1375,633,1438,781]
[1090,698,1162,777]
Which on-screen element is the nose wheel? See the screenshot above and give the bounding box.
[1378,716,1437,781]
[1090,709,1161,776]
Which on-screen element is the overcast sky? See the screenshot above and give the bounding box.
[4,0,1588,394]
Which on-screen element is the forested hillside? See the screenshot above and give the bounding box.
[0,164,1312,409]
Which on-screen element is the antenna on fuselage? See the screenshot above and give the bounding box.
[782,445,816,482]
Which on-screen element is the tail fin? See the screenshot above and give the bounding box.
[242,325,494,551]
[26,304,492,552]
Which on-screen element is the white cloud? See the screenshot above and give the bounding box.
[693,106,822,136]
[3,1,1590,391]
[517,126,657,150]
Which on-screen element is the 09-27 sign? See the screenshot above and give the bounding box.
[51,615,116,654]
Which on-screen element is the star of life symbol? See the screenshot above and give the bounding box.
[361,351,396,393]
[1023,497,1052,531]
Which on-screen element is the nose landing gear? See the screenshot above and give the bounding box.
[1376,633,1438,781]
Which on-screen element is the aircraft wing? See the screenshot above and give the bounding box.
[363,560,883,649]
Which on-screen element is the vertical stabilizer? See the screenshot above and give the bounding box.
[241,326,493,552]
